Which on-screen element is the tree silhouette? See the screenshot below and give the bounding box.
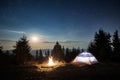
[51,42,64,61]
[35,50,39,61]
[38,49,44,63]
[65,47,70,62]
[76,47,81,54]
[65,47,80,63]
[13,36,32,64]
[112,30,120,62]
[88,29,112,62]
[0,45,3,54]
[0,46,13,65]
[0,45,4,64]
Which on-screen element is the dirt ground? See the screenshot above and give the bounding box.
[0,63,120,80]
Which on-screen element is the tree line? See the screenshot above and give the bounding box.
[35,46,81,63]
[0,35,82,65]
[0,29,120,65]
[88,29,120,63]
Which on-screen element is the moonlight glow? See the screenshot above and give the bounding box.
[30,35,40,43]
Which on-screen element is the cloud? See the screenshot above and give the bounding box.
[0,39,15,42]
[0,29,26,34]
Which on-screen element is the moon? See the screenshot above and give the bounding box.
[30,35,39,43]
[31,36,38,42]
[29,33,43,43]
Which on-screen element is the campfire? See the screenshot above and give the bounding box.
[48,57,54,66]
[36,56,65,72]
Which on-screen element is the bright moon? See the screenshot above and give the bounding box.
[29,34,43,43]
[31,36,39,42]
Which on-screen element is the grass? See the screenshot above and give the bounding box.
[42,63,120,80]
[0,63,120,80]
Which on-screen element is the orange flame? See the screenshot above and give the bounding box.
[48,57,54,66]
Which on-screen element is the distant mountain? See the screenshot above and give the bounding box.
[0,39,85,43]
[43,41,55,43]
[43,40,85,43]
[0,39,16,50]
[63,40,85,43]
[0,39,88,50]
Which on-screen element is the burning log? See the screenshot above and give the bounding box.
[41,66,54,68]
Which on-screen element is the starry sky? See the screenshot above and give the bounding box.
[0,0,120,50]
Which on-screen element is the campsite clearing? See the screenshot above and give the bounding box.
[0,63,120,80]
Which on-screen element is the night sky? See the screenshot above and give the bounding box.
[0,0,120,50]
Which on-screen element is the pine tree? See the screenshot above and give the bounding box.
[112,30,120,62]
[35,50,39,60]
[88,41,96,55]
[65,48,70,62]
[0,46,3,64]
[0,45,3,54]
[47,49,50,56]
[39,49,43,58]
[13,36,32,64]
[39,49,43,63]
[77,47,80,54]
[51,42,64,61]
[88,29,112,62]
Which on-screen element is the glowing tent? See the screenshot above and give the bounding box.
[73,51,98,65]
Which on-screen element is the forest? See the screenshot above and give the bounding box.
[0,29,120,65]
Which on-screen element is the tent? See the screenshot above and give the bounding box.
[72,51,98,65]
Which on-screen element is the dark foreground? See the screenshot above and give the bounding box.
[0,63,120,80]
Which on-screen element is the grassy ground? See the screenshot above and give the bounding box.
[0,63,120,80]
[44,63,120,80]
